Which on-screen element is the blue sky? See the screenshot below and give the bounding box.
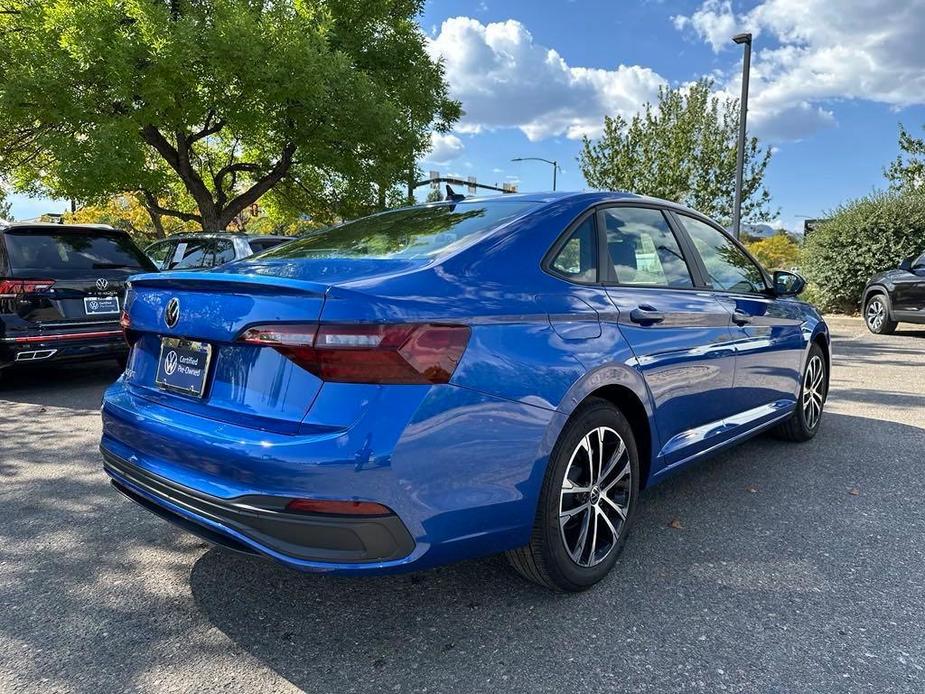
[416,0,925,231]
[7,0,925,231]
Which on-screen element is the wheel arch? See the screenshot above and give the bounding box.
[553,363,657,490]
[862,285,891,316]
[811,331,831,393]
[585,384,654,489]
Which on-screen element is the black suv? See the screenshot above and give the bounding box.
[144,232,290,271]
[862,250,925,334]
[0,223,155,381]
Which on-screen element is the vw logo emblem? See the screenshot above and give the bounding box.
[164,297,180,328]
[96,278,109,291]
[164,350,179,376]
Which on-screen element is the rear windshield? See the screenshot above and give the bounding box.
[249,238,289,253]
[4,229,154,272]
[261,201,540,260]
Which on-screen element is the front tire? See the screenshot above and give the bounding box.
[774,343,828,442]
[865,293,896,334]
[506,398,639,592]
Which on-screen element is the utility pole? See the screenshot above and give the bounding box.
[732,32,752,240]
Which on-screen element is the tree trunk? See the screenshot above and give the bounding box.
[140,125,295,232]
[147,208,166,238]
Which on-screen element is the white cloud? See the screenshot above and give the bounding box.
[672,0,737,52]
[425,131,464,165]
[674,0,925,140]
[427,17,666,141]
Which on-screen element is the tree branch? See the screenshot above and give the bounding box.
[188,110,225,144]
[217,143,296,228]
[139,189,201,224]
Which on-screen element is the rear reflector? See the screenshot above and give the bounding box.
[238,323,470,384]
[285,498,393,516]
[0,279,55,298]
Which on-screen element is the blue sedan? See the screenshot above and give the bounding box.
[100,192,829,591]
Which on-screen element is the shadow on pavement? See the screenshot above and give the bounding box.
[186,412,925,694]
[0,360,122,412]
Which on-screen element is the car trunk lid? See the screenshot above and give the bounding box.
[123,271,331,433]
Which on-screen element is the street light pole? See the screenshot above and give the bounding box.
[511,157,559,191]
[732,32,752,240]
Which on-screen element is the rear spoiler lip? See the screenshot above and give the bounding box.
[128,270,330,296]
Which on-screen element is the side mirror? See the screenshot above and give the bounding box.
[899,257,914,272]
[773,270,805,297]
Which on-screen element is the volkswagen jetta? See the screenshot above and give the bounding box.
[100,192,829,591]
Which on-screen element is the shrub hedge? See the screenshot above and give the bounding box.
[802,192,925,312]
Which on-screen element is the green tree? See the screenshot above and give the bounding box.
[0,0,459,231]
[0,186,12,221]
[65,194,194,245]
[745,233,800,270]
[803,192,925,312]
[578,79,773,224]
[885,123,925,193]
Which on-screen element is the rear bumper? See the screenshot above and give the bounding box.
[102,447,415,565]
[1,327,125,368]
[100,377,558,574]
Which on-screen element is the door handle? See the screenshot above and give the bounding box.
[732,309,752,326]
[629,306,664,325]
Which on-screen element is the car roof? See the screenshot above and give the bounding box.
[156,232,291,241]
[0,221,122,233]
[413,190,710,218]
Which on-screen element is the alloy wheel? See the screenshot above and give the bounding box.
[802,355,825,430]
[559,426,631,568]
[866,298,885,332]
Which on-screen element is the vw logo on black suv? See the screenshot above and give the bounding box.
[96,278,109,291]
[164,298,180,328]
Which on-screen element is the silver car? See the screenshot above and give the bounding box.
[144,232,291,271]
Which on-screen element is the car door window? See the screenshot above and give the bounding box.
[677,215,766,293]
[549,216,597,283]
[601,207,693,288]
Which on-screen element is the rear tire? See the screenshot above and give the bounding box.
[774,343,827,442]
[865,293,896,334]
[506,397,639,592]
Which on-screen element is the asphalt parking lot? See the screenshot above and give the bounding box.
[1,316,924,693]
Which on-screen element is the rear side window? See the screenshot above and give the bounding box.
[261,201,540,260]
[5,229,154,272]
[601,207,693,288]
[549,216,597,283]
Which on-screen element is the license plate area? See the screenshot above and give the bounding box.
[155,337,213,398]
[84,296,120,315]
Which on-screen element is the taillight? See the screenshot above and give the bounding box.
[238,323,470,384]
[120,310,140,346]
[0,279,55,298]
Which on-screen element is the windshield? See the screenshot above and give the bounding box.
[261,201,540,260]
[5,229,154,272]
